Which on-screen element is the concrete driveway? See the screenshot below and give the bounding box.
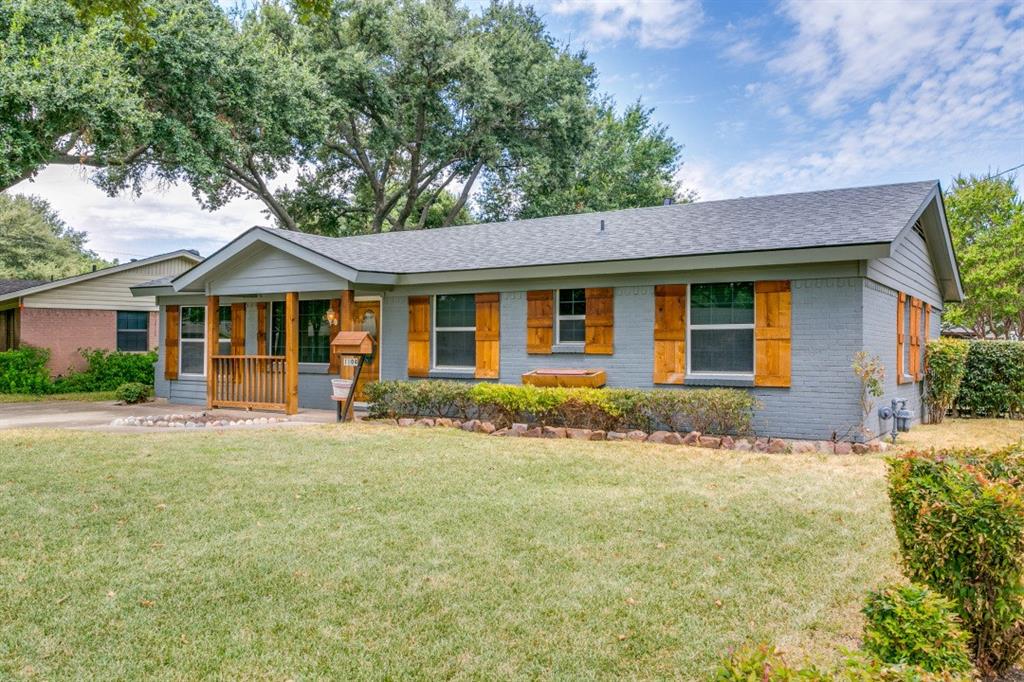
[0,399,336,431]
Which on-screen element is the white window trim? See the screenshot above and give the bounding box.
[179,306,206,377]
[686,283,756,379]
[115,310,149,353]
[431,294,476,371]
[555,288,586,346]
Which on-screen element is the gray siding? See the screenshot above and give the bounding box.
[210,244,347,295]
[24,256,195,311]
[866,230,942,307]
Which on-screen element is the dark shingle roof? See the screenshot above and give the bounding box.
[0,279,47,295]
[266,180,938,274]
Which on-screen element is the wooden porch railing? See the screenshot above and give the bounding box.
[210,355,287,410]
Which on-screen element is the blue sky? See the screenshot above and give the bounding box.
[8,0,1024,261]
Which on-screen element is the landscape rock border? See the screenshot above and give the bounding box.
[372,418,889,454]
[110,413,289,429]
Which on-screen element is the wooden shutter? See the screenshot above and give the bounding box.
[896,292,906,384]
[923,303,931,374]
[408,295,431,377]
[526,290,553,354]
[653,284,686,384]
[230,303,246,355]
[256,302,267,355]
[475,293,500,379]
[910,297,922,382]
[164,305,180,381]
[754,281,792,387]
[327,297,342,373]
[584,288,614,355]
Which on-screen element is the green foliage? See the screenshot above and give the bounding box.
[923,339,970,423]
[862,584,972,673]
[852,351,886,435]
[943,175,1024,339]
[714,644,969,681]
[956,340,1024,418]
[886,448,1024,676]
[0,346,52,394]
[54,349,156,392]
[114,381,152,404]
[365,380,759,434]
[0,194,109,279]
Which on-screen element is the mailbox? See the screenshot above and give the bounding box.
[330,330,374,355]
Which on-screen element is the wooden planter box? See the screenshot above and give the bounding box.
[521,368,607,388]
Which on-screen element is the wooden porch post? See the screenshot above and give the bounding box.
[285,291,299,415]
[205,295,219,408]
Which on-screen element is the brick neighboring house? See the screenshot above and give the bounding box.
[0,251,203,375]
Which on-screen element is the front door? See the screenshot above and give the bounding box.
[351,299,381,401]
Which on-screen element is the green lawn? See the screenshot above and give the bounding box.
[0,390,117,403]
[0,424,898,679]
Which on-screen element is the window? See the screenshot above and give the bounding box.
[902,295,911,377]
[116,311,149,352]
[218,306,231,356]
[556,288,586,344]
[268,299,332,363]
[688,282,755,375]
[433,294,475,369]
[180,306,206,375]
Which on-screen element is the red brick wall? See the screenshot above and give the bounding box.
[19,308,118,376]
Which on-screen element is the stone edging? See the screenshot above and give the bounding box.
[110,413,289,428]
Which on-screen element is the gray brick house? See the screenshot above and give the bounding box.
[133,180,962,440]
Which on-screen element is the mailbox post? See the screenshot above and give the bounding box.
[329,330,375,422]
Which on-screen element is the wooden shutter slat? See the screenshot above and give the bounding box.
[256,302,267,355]
[164,305,179,381]
[754,281,791,388]
[584,287,614,355]
[526,290,553,354]
[910,297,922,381]
[230,303,246,356]
[653,284,686,384]
[923,303,931,375]
[896,292,906,385]
[408,295,431,377]
[475,293,500,379]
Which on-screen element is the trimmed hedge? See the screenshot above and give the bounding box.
[887,447,1024,676]
[923,339,969,424]
[862,583,972,673]
[53,349,157,393]
[364,380,760,434]
[0,346,52,394]
[115,382,152,404]
[955,340,1024,418]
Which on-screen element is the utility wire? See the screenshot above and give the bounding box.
[989,162,1024,178]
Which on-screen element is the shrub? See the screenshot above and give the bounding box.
[862,583,972,673]
[714,644,969,681]
[365,380,760,434]
[115,382,152,404]
[923,339,970,424]
[956,340,1024,418]
[0,346,52,394]
[887,448,1024,676]
[53,349,157,392]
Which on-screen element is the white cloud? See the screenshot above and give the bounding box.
[550,0,704,48]
[5,166,267,261]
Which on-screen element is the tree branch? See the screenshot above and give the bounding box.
[441,160,483,227]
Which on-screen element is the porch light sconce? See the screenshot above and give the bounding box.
[324,308,338,326]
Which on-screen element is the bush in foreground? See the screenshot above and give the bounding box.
[54,349,157,392]
[364,380,759,434]
[115,382,152,404]
[862,584,972,673]
[0,346,52,394]
[887,448,1024,676]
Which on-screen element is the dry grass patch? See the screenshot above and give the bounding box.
[897,418,1024,451]
[0,424,897,679]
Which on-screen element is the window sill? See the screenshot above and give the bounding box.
[551,343,585,354]
[299,363,329,375]
[428,368,477,380]
[685,375,755,388]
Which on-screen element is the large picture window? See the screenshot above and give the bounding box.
[180,306,206,375]
[688,282,755,375]
[556,288,586,344]
[268,299,332,363]
[433,294,475,369]
[116,311,149,352]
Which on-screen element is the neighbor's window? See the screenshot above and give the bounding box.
[556,288,586,344]
[116,311,149,352]
[689,282,755,375]
[218,306,231,355]
[268,299,331,363]
[433,294,475,368]
[180,306,206,375]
